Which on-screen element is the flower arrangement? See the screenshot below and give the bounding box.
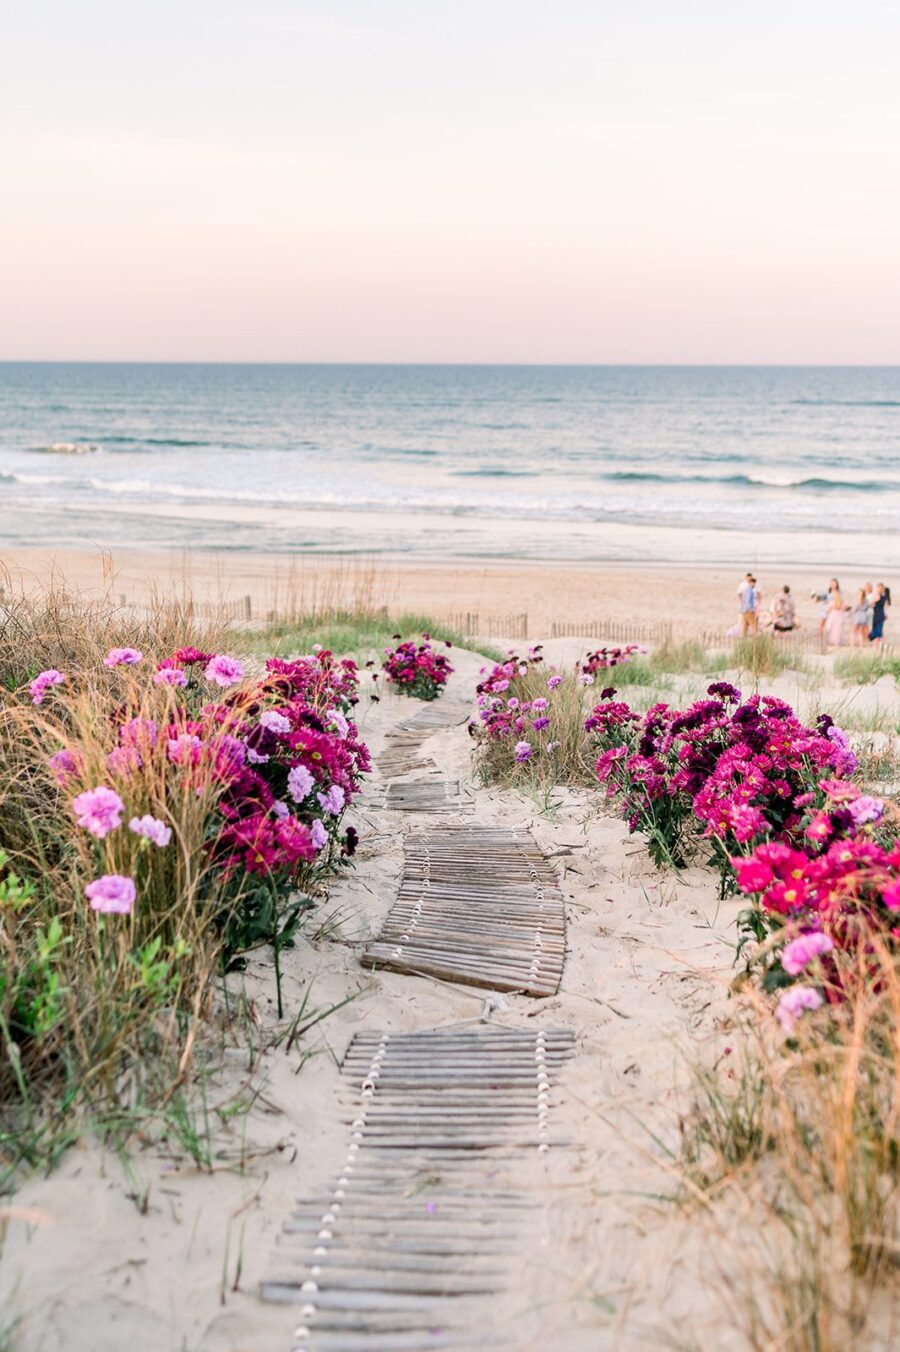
[381,634,454,700]
[591,682,856,875]
[469,648,599,787]
[31,643,370,1013]
[581,644,645,675]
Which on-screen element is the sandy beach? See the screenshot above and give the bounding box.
[2,546,886,641]
[3,631,899,1350]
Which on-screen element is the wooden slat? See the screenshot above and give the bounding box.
[361,827,565,996]
[261,1027,574,1348]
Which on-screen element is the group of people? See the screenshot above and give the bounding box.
[732,574,891,646]
[817,578,891,647]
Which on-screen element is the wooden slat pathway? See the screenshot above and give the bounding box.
[377,703,470,779]
[362,828,565,996]
[379,781,472,814]
[261,1026,575,1349]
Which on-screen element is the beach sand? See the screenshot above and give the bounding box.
[3,642,896,1350]
[1,545,883,639]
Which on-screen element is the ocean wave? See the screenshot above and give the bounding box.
[30,441,99,455]
[601,470,900,493]
[790,399,900,408]
[453,468,537,478]
[101,436,219,448]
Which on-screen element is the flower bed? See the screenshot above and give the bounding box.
[381,635,454,700]
[2,638,371,1133]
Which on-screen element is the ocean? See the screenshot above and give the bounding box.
[1,363,899,566]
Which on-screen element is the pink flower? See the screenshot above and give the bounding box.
[204,654,244,687]
[781,931,833,976]
[775,985,823,1033]
[129,814,172,847]
[732,856,774,892]
[848,795,884,826]
[85,874,136,915]
[30,669,65,705]
[514,741,533,763]
[154,666,188,687]
[882,880,900,911]
[104,648,143,667]
[260,710,292,734]
[167,733,201,764]
[547,675,563,690]
[72,786,125,838]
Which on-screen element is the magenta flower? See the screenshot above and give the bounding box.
[85,874,136,915]
[154,666,188,687]
[129,814,172,847]
[547,675,563,690]
[30,669,65,705]
[104,648,143,667]
[514,741,533,763]
[781,931,833,976]
[883,880,900,911]
[72,785,125,838]
[775,984,823,1033]
[167,733,201,765]
[204,654,244,687]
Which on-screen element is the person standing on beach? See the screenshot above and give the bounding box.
[738,573,757,635]
[850,588,869,645]
[824,578,845,647]
[870,582,891,644]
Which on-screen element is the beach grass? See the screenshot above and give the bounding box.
[834,651,900,686]
[681,956,900,1349]
[245,610,506,665]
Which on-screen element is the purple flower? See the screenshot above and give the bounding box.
[107,745,141,777]
[578,673,594,686]
[128,814,172,847]
[329,709,349,737]
[204,654,244,688]
[247,747,270,765]
[547,675,563,690]
[30,669,65,705]
[167,733,201,764]
[547,741,559,753]
[781,931,834,977]
[259,710,292,734]
[49,748,80,786]
[287,764,315,802]
[72,786,125,838]
[154,666,188,687]
[120,718,158,748]
[532,716,550,731]
[317,784,346,815]
[775,984,824,1033]
[272,800,290,819]
[532,698,548,711]
[85,874,136,915]
[104,648,143,668]
[514,741,533,763]
[311,818,329,851]
[848,794,884,826]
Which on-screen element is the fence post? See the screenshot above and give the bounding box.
[244,595,252,620]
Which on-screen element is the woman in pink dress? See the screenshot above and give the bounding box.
[824,578,845,646]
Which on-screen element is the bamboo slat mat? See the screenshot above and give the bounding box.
[261,1025,575,1349]
[362,828,565,996]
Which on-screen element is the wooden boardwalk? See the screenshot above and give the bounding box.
[362,827,565,997]
[261,1027,575,1348]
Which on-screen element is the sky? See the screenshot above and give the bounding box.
[2,0,900,363]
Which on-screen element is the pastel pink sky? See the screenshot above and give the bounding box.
[3,0,900,362]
